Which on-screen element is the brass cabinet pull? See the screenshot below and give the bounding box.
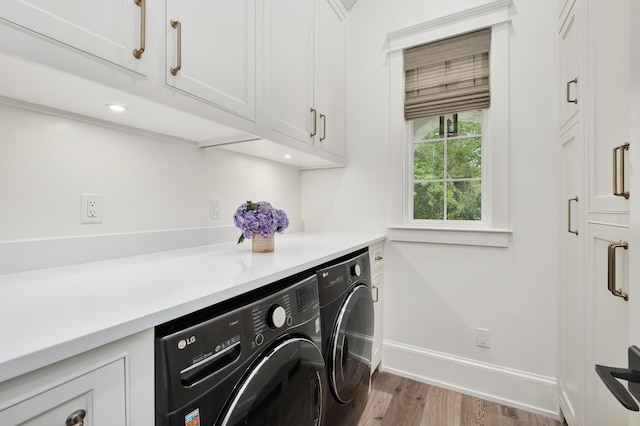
[170,20,182,76]
[566,78,578,104]
[613,142,630,199]
[133,0,146,59]
[567,196,579,235]
[320,114,326,141]
[310,108,317,137]
[607,241,629,301]
[66,409,86,426]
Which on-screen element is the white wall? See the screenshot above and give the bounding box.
[302,0,559,417]
[0,104,301,241]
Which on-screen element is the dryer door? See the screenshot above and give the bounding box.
[218,336,325,426]
[330,284,374,403]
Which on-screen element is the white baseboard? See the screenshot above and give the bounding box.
[381,339,561,420]
[0,221,304,275]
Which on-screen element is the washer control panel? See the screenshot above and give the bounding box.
[245,275,319,348]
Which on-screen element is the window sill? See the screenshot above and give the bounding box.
[387,226,512,247]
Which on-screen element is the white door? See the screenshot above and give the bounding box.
[314,0,345,157]
[0,0,146,74]
[264,0,315,146]
[626,1,640,425]
[558,124,585,426]
[165,0,257,121]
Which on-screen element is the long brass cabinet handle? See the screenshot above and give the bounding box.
[320,114,326,141]
[310,108,317,137]
[372,285,379,303]
[567,196,579,235]
[608,241,629,301]
[66,409,86,426]
[133,0,146,59]
[170,20,182,76]
[566,78,578,104]
[613,142,630,199]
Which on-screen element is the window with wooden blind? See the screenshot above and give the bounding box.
[404,29,490,223]
[387,2,511,247]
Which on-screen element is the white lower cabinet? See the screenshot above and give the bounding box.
[369,241,384,374]
[0,329,154,426]
[585,223,630,426]
[0,359,126,425]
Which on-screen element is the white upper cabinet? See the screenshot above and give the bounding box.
[265,0,315,146]
[264,0,346,164]
[558,3,580,133]
[165,0,258,123]
[0,0,347,168]
[314,0,346,158]
[0,0,146,74]
[587,0,631,215]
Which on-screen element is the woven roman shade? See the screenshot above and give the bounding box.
[404,28,491,119]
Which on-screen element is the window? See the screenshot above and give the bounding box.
[386,0,511,247]
[411,110,484,222]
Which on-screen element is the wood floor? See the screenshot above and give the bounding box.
[358,371,566,426]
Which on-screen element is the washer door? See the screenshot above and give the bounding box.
[330,284,374,403]
[218,337,325,426]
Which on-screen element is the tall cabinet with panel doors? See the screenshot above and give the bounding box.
[557,0,637,424]
[369,241,385,374]
[0,0,347,168]
[264,0,346,164]
[557,1,585,424]
[0,330,153,425]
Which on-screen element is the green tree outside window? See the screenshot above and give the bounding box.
[412,110,483,221]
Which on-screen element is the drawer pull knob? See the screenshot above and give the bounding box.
[66,409,86,426]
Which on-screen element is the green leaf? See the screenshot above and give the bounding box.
[237,234,245,245]
[247,200,259,211]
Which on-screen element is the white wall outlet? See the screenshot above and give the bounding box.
[210,199,222,220]
[476,328,490,348]
[81,193,103,224]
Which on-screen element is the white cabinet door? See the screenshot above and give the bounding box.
[165,0,258,122]
[0,0,146,74]
[265,0,315,146]
[586,223,630,426]
[558,124,585,426]
[588,0,631,214]
[0,359,126,425]
[314,0,345,157]
[558,4,581,133]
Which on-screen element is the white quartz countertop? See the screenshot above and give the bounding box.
[0,232,384,383]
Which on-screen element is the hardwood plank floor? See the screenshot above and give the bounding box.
[358,371,566,426]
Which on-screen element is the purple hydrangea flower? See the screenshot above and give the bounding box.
[234,201,289,244]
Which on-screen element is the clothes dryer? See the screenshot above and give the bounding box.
[155,275,326,426]
[316,249,374,426]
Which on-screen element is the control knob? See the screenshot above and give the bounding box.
[267,305,287,329]
[350,264,362,277]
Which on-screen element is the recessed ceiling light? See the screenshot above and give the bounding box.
[106,104,128,112]
[283,154,292,159]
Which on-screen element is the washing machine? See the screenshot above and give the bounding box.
[316,249,374,426]
[155,274,326,426]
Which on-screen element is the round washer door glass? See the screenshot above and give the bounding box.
[331,284,374,403]
[219,337,325,426]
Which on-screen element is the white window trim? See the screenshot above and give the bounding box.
[386,0,512,248]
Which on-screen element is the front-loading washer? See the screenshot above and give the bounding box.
[316,249,374,426]
[155,274,326,426]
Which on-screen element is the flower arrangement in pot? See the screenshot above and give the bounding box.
[233,201,289,252]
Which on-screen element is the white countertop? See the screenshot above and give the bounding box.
[0,232,384,383]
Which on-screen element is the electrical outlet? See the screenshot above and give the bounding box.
[210,199,222,220]
[81,193,103,224]
[476,328,490,348]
